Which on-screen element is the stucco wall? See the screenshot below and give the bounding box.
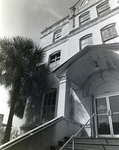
[40,23,69,48]
[93,81,119,96]
[44,40,69,65]
[4,118,83,150]
[40,0,119,64]
[68,13,119,59]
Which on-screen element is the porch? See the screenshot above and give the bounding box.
[54,43,119,138]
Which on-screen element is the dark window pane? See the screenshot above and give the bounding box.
[112,114,119,134]
[42,91,56,123]
[49,93,52,99]
[97,115,110,134]
[48,99,51,106]
[52,98,56,105]
[53,92,56,98]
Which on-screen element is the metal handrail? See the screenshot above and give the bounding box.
[0,116,64,150]
[59,113,96,150]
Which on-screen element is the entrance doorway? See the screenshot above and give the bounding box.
[95,94,119,137]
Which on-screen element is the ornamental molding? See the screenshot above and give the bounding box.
[41,16,69,38]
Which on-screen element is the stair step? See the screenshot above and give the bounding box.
[74,137,119,144]
[64,137,70,142]
[52,137,119,150]
[63,148,94,150]
[66,142,119,150]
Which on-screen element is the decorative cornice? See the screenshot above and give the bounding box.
[41,16,69,38]
[70,0,103,17]
[69,6,119,38]
[42,7,119,51]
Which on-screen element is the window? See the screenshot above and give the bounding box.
[49,51,60,71]
[101,23,118,43]
[97,0,110,16]
[80,34,92,50]
[42,89,57,123]
[79,11,90,25]
[53,29,62,42]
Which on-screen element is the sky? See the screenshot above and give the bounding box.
[0,0,78,128]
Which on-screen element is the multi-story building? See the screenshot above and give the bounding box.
[40,0,119,137]
[1,0,119,149]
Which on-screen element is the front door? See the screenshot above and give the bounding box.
[95,94,119,137]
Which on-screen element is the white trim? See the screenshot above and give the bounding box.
[94,92,119,138]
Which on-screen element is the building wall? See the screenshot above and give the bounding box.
[93,81,119,96]
[39,0,119,128]
[68,13,119,58]
[6,118,84,150]
[41,0,119,64]
[40,17,69,48]
[44,40,69,66]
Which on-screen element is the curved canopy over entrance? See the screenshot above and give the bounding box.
[54,43,119,137]
[54,44,119,96]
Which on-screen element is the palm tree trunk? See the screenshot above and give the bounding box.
[3,98,16,144]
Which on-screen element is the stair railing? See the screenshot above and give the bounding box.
[59,113,96,150]
[0,116,64,150]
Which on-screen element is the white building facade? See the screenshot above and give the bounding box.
[40,0,119,138]
[1,0,119,150]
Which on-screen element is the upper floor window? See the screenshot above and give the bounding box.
[80,34,92,50]
[97,0,110,16]
[49,51,60,71]
[42,89,57,124]
[53,29,62,42]
[79,11,90,25]
[101,23,118,43]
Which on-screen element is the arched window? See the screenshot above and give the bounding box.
[80,34,92,50]
[79,11,90,25]
[97,0,110,16]
[41,89,57,124]
[101,23,118,43]
[53,29,62,42]
[49,51,61,71]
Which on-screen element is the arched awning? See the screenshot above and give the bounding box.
[54,43,119,96]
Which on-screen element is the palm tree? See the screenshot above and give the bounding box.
[0,36,48,143]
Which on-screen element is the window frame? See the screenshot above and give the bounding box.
[96,0,110,17]
[101,23,118,43]
[80,34,92,50]
[41,89,57,124]
[53,29,62,42]
[49,50,61,71]
[79,11,90,26]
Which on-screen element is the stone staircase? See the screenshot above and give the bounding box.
[51,137,119,150]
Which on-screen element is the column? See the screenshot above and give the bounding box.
[57,75,70,117]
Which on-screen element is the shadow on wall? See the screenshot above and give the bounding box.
[70,88,90,124]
